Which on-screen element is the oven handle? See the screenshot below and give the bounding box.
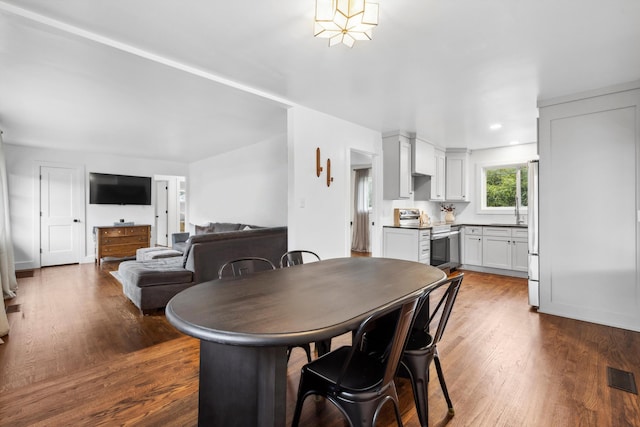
[449,230,460,236]
[431,233,451,240]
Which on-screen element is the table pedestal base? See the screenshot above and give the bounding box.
[199,341,287,427]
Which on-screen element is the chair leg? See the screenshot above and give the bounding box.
[291,374,309,427]
[433,353,454,416]
[403,358,430,427]
[303,343,312,363]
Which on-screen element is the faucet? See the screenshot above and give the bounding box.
[515,196,524,225]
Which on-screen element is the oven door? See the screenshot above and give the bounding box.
[430,233,450,266]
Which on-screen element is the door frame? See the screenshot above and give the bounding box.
[346,149,381,257]
[35,161,85,268]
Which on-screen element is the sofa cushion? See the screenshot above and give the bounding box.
[118,257,193,288]
[212,222,243,232]
[195,222,216,234]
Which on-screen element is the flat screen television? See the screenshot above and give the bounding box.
[89,172,152,205]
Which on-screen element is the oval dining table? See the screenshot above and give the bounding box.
[166,257,446,427]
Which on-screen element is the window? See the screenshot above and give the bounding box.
[480,162,528,212]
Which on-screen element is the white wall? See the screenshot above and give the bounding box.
[188,135,287,228]
[381,143,537,226]
[287,106,383,260]
[5,144,187,269]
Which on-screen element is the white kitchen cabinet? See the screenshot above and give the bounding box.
[445,150,469,201]
[482,227,528,271]
[463,226,483,266]
[512,238,529,272]
[482,236,512,270]
[383,134,412,199]
[383,227,430,265]
[431,148,446,201]
[413,146,445,201]
[411,137,435,176]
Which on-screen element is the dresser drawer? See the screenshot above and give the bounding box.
[100,243,146,256]
[101,235,149,245]
[125,226,149,236]
[100,228,125,237]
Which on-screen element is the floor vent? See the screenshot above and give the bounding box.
[6,304,21,314]
[607,366,638,394]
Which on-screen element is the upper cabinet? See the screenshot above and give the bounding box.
[431,148,446,201]
[411,137,435,176]
[383,133,412,199]
[445,149,469,201]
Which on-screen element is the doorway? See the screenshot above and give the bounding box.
[153,175,186,247]
[39,164,84,266]
[350,150,373,257]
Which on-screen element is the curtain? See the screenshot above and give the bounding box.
[0,130,17,338]
[351,168,370,253]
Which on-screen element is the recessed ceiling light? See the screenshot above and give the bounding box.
[489,123,502,130]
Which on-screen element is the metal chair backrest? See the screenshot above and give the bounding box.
[413,273,464,347]
[336,294,421,390]
[217,257,276,279]
[279,250,321,268]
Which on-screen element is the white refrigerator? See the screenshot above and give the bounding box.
[527,160,539,306]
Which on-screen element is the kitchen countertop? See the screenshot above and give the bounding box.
[384,222,528,229]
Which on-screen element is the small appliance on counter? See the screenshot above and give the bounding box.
[393,208,421,226]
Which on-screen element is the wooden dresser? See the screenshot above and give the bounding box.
[95,224,151,265]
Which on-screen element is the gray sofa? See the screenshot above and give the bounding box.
[117,225,287,313]
[171,222,261,253]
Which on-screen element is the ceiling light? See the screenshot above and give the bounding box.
[509,140,520,145]
[314,0,379,48]
[489,123,502,130]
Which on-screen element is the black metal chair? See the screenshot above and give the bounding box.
[400,272,464,427]
[291,294,422,427]
[279,250,321,268]
[217,257,275,279]
[279,250,323,364]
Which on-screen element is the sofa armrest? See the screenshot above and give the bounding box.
[171,232,190,251]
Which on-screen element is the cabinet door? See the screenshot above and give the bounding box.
[431,150,446,201]
[383,135,412,200]
[464,234,483,265]
[445,156,466,200]
[383,228,419,261]
[482,236,511,269]
[512,238,529,272]
[399,140,412,198]
[412,138,435,175]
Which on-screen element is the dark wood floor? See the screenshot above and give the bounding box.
[2,262,640,426]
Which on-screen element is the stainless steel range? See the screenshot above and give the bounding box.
[430,224,460,270]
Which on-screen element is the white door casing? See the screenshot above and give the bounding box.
[40,164,83,266]
[155,180,169,246]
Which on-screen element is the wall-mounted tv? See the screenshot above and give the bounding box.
[89,172,152,205]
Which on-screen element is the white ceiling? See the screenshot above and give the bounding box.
[1,0,639,162]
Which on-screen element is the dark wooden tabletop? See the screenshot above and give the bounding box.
[166,257,446,346]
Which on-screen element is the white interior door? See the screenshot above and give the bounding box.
[155,180,169,246]
[40,165,83,266]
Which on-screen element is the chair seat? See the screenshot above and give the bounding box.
[305,346,385,392]
[405,330,435,351]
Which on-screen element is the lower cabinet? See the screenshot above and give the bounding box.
[482,227,528,272]
[383,227,430,264]
[463,225,528,275]
[463,226,483,265]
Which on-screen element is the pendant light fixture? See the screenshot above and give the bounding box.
[314,0,379,47]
